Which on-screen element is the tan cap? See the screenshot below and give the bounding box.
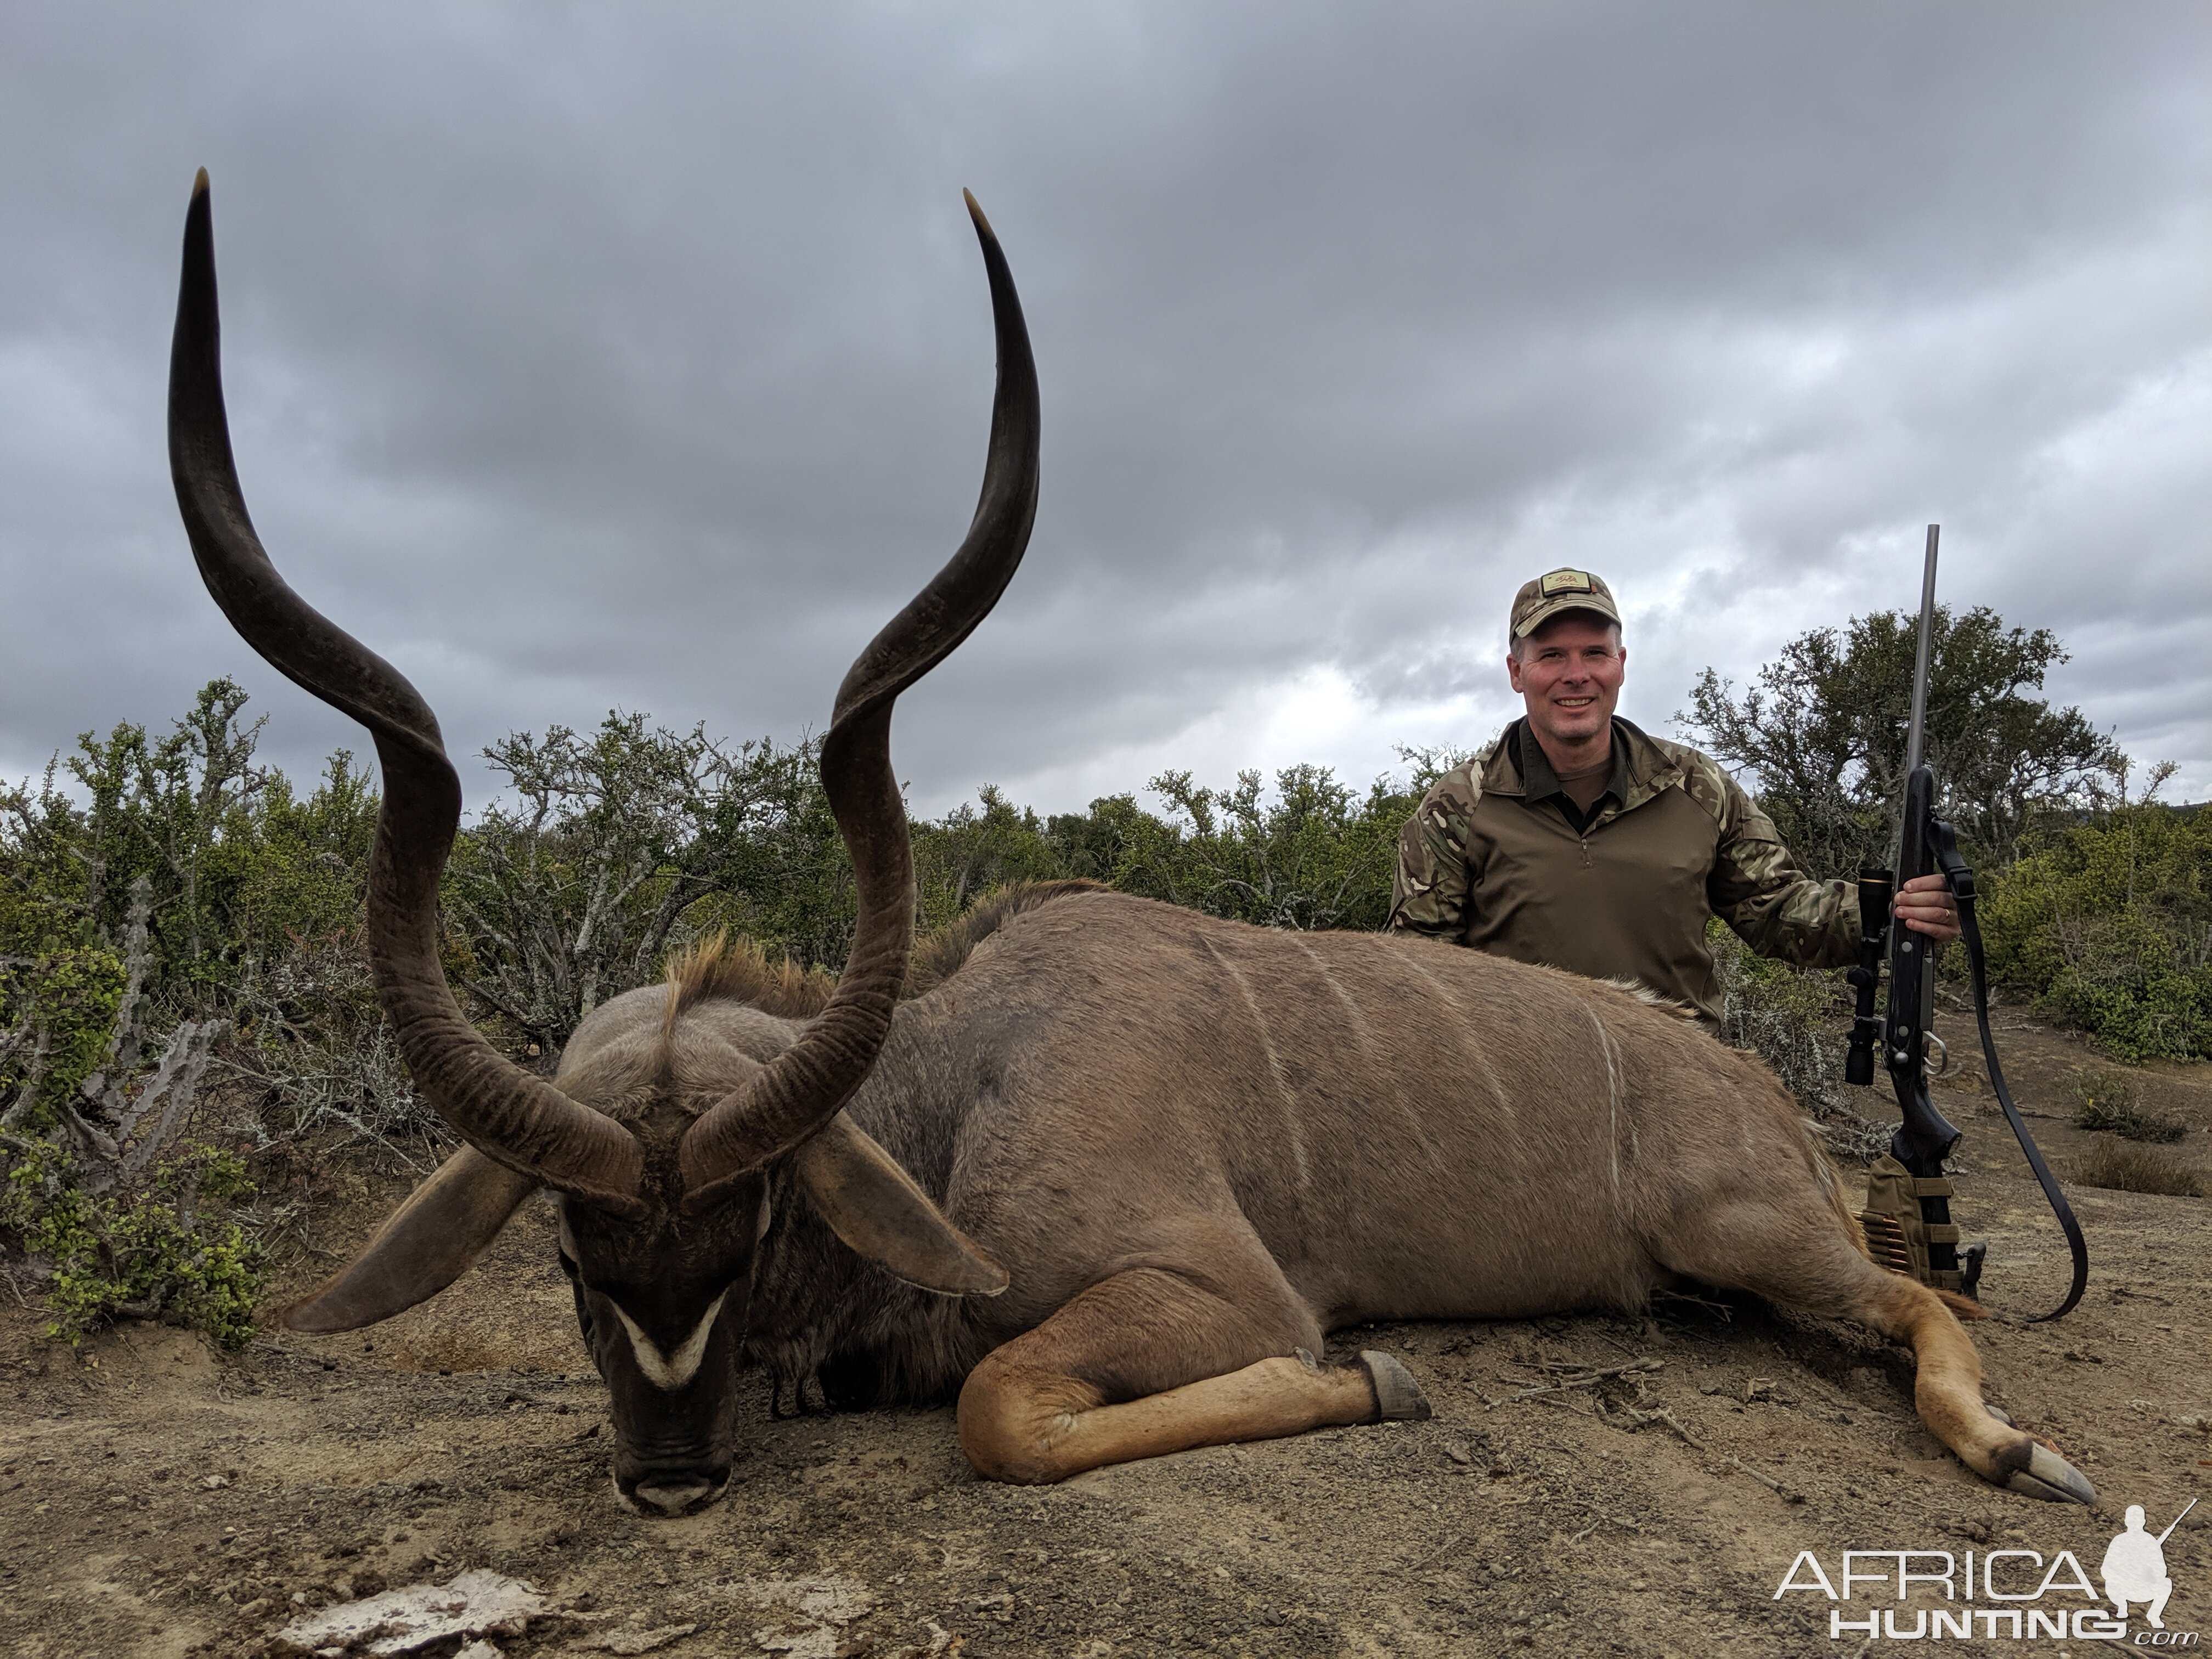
[1510,567,1621,640]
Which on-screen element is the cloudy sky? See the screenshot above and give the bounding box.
[4,3,2206,821]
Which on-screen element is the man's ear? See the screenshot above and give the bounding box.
[791,1114,1008,1297]
[284,1148,539,1333]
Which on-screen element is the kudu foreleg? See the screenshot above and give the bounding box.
[956,1267,1423,1485]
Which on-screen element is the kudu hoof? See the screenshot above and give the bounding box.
[1361,1351,1432,1423]
[2002,1442,2096,1506]
[1980,1402,2094,1503]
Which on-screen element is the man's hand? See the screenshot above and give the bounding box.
[1893,874,1960,944]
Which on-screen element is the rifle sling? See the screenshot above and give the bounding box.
[1934,827,2090,1323]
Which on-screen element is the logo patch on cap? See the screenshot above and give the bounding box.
[1538,568,1594,597]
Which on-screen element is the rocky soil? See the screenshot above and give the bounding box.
[4,1009,2208,1658]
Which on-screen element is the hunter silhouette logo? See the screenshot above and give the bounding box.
[2104,1499,2193,1632]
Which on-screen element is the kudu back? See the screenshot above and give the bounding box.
[167,175,2093,1514]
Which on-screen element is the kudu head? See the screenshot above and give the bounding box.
[168,172,1034,1514]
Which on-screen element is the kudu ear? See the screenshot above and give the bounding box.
[791,1115,1009,1297]
[284,1148,539,1333]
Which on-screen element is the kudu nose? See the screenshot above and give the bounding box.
[627,1477,720,1516]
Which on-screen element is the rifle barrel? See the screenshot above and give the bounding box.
[1904,523,1939,779]
[2155,1496,2198,1545]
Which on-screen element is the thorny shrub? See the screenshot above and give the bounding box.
[1707,922,1890,1164]
[2069,1068,2186,1144]
[223,928,439,1164]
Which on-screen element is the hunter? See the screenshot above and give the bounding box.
[1386,567,1960,1020]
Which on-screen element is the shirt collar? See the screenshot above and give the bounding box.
[1509,717,1630,806]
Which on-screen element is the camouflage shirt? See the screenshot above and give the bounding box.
[1387,718,1858,1022]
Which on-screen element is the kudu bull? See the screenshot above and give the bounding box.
[169,173,2092,1515]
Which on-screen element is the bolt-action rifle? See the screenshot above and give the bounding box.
[1842,525,2087,1321]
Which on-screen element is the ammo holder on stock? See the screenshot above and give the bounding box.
[1859,1154,1970,1295]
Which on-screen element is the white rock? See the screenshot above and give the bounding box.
[275,1568,548,1657]
[723,1576,878,1659]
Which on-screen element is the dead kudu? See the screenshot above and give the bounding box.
[168,174,2092,1515]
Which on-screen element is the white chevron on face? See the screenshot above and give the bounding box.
[612,1291,729,1391]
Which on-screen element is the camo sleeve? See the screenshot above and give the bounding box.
[1386,764,1483,940]
[1696,760,1859,968]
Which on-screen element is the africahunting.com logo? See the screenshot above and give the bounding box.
[1773,1498,2197,1644]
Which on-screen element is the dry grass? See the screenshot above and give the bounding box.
[2074,1139,2205,1198]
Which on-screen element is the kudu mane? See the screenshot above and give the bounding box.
[662,879,1107,1033]
[660,937,838,1027]
[904,879,1106,996]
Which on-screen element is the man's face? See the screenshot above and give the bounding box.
[1506,613,1625,748]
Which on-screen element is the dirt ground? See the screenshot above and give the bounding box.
[4,1007,2208,1658]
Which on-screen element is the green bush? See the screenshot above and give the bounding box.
[1114,764,1413,931]
[1981,804,2212,1061]
[913,785,1070,933]
[1,1138,266,1348]
[0,946,127,1129]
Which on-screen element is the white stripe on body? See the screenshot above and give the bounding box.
[1583,1001,1626,1204]
[1398,951,1516,1130]
[1198,934,1312,1195]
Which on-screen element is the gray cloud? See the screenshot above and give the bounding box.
[3,1,2206,821]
